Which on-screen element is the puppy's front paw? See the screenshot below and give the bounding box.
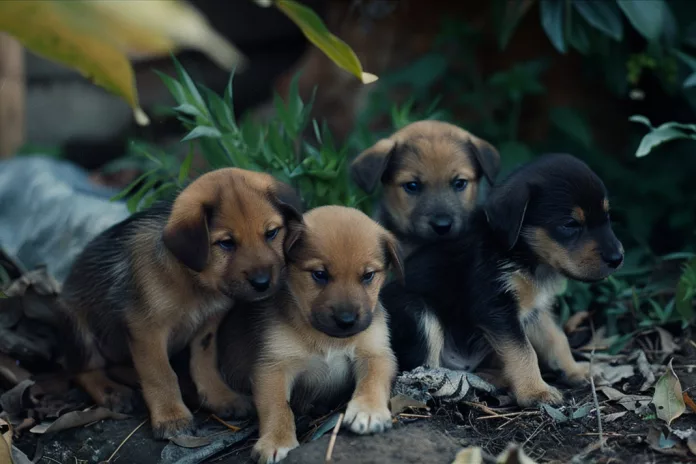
[101,384,137,414]
[515,383,564,408]
[151,404,194,439]
[562,361,594,386]
[344,396,393,435]
[252,434,299,464]
[204,389,255,418]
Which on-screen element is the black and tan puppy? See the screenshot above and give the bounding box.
[218,206,403,463]
[58,168,303,438]
[382,154,624,407]
[350,120,500,256]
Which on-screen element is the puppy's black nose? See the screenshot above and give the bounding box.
[332,308,359,329]
[247,271,271,292]
[602,250,624,269]
[429,215,453,235]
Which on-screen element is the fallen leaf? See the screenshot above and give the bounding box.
[542,404,568,423]
[602,411,627,423]
[684,392,696,413]
[634,350,657,392]
[30,407,129,435]
[452,446,483,464]
[564,311,590,334]
[672,429,696,455]
[161,424,257,463]
[309,412,341,442]
[571,403,594,419]
[652,359,686,426]
[389,394,429,415]
[581,326,618,351]
[647,426,690,457]
[599,387,651,412]
[169,430,235,449]
[0,379,36,425]
[496,443,538,464]
[594,363,635,386]
[655,327,678,355]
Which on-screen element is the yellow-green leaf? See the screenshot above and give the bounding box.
[0,0,243,126]
[652,358,686,426]
[275,0,378,84]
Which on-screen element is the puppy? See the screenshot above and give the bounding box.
[218,205,403,463]
[382,154,624,407]
[58,168,304,438]
[350,120,500,256]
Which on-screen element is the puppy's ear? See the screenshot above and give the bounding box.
[350,139,397,193]
[484,183,530,251]
[383,233,405,284]
[162,201,211,272]
[269,181,305,254]
[468,135,500,185]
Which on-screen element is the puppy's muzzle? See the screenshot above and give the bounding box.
[311,303,372,338]
[246,268,273,292]
[429,214,453,236]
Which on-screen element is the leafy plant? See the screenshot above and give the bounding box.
[0,0,376,126]
[630,115,696,157]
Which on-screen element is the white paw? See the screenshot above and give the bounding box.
[343,397,393,435]
[252,435,299,464]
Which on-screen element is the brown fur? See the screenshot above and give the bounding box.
[350,120,500,256]
[59,168,303,439]
[218,206,402,463]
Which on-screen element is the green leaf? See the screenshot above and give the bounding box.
[629,114,654,129]
[540,0,566,53]
[651,359,686,426]
[570,15,591,54]
[173,103,204,119]
[127,178,158,213]
[635,126,691,157]
[182,126,222,142]
[178,146,195,184]
[155,71,187,104]
[617,0,665,42]
[550,107,593,148]
[676,51,696,71]
[542,404,568,422]
[275,0,377,84]
[675,258,696,323]
[498,0,535,50]
[172,55,207,112]
[110,169,158,202]
[684,72,696,88]
[572,1,623,41]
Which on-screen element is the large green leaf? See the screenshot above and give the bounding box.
[617,0,665,42]
[572,1,623,41]
[274,0,377,84]
[540,0,566,53]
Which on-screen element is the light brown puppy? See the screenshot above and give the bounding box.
[350,120,500,257]
[218,206,403,463]
[58,168,303,439]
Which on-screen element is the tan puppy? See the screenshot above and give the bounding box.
[350,120,500,256]
[58,168,303,438]
[218,206,403,463]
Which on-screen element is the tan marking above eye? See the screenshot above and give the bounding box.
[571,207,586,224]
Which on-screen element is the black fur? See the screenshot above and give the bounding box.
[382,154,624,373]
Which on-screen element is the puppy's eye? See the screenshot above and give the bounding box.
[451,178,468,192]
[361,271,376,284]
[217,239,236,251]
[265,227,280,241]
[311,270,329,284]
[402,181,423,195]
[558,219,582,236]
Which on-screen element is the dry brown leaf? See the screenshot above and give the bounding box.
[451,446,483,464]
[169,430,235,449]
[598,386,651,412]
[655,327,678,354]
[602,411,627,423]
[594,363,635,386]
[647,426,690,457]
[652,359,686,426]
[684,392,696,414]
[564,311,590,334]
[389,394,429,415]
[634,350,657,392]
[30,407,129,435]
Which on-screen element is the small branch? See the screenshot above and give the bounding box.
[589,320,605,453]
[324,412,344,463]
[211,414,241,432]
[104,419,147,463]
[463,401,500,416]
[477,411,540,420]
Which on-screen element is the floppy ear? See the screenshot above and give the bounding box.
[383,233,405,284]
[269,181,305,254]
[484,182,530,251]
[162,202,211,272]
[350,138,397,193]
[467,135,500,185]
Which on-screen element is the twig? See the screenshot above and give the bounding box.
[211,414,241,432]
[476,411,540,420]
[463,401,500,416]
[589,320,605,453]
[104,419,147,463]
[397,413,431,419]
[324,413,344,463]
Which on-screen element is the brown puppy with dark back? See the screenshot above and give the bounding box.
[350,120,500,257]
[58,168,303,438]
[218,206,403,463]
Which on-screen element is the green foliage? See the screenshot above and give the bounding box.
[630,115,696,157]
